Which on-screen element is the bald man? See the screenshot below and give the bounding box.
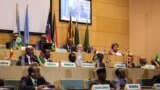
[17,45,39,66]
[35,35,47,50]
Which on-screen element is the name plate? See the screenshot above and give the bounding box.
[154,83,160,89]
[82,63,95,68]
[145,65,155,69]
[45,62,59,67]
[114,63,126,68]
[0,60,10,66]
[61,62,76,67]
[124,84,141,90]
[91,84,110,90]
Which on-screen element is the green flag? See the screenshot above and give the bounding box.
[16,34,22,47]
[154,53,159,61]
[38,51,45,65]
[74,21,79,45]
[84,22,89,52]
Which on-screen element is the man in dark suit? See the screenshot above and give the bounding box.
[19,66,54,90]
[17,45,39,66]
[35,35,47,51]
[89,68,114,90]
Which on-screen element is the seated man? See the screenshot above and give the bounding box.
[89,68,114,90]
[95,53,105,68]
[35,35,47,50]
[19,66,54,90]
[114,68,130,89]
[139,57,147,68]
[17,45,39,66]
[62,38,76,52]
[152,73,160,85]
[127,53,136,68]
[68,52,76,63]
[108,43,124,56]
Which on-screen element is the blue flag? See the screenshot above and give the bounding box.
[24,6,29,45]
[16,3,20,35]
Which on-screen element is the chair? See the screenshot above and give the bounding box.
[60,80,85,90]
[138,78,152,89]
[4,79,20,90]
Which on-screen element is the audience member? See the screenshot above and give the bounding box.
[89,68,114,90]
[68,52,76,63]
[6,33,18,49]
[17,45,39,66]
[95,53,105,68]
[62,38,76,52]
[19,66,54,90]
[35,35,47,50]
[139,57,147,68]
[127,53,135,68]
[114,68,130,90]
[108,43,124,56]
[152,73,160,85]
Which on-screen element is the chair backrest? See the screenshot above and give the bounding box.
[139,78,152,88]
[4,79,20,90]
[60,80,84,90]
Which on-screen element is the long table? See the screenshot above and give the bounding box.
[0,66,160,88]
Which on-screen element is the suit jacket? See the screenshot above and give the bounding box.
[20,75,49,90]
[17,54,39,66]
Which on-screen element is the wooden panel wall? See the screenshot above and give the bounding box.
[0,0,129,52]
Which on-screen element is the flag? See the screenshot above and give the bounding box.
[84,22,89,52]
[74,20,79,45]
[51,12,58,49]
[24,6,29,45]
[67,14,74,44]
[154,53,159,61]
[9,48,14,61]
[45,10,52,43]
[38,51,45,65]
[15,4,22,47]
[16,3,20,35]
[16,34,22,47]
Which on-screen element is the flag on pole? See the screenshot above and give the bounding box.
[15,4,22,47]
[51,12,58,49]
[154,53,159,61]
[84,22,90,52]
[74,19,79,45]
[45,11,52,43]
[38,51,45,65]
[67,14,74,44]
[9,48,14,61]
[24,5,29,45]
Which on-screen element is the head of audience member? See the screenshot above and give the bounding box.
[139,57,147,66]
[40,35,47,43]
[76,44,83,52]
[0,79,4,86]
[43,49,50,59]
[96,68,106,81]
[97,53,104,63]
[111,43,119,52]
[68,52,76,63]
[67,38,73,46]
[25,45,34,56]
[115,68,126,79]
[28,66,41,79]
